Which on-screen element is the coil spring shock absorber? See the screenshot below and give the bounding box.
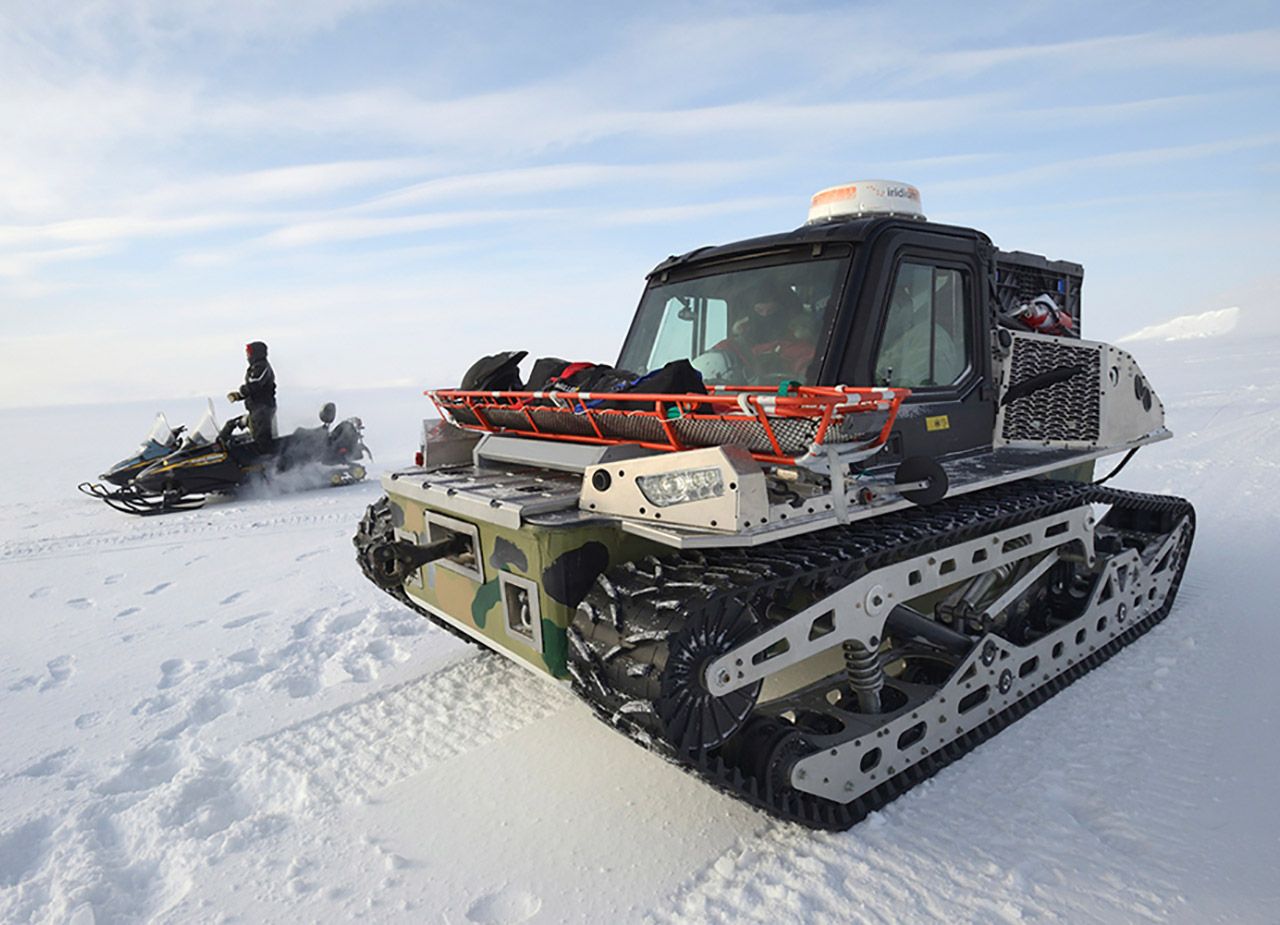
[937,535,1033,632]
[842,639,884,713]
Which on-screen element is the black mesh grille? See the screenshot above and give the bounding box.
[528,408,597,437]
[1001,338,1102,443]
[596,415,669,445]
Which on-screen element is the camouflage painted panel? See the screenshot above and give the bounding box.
[394,492,663,678]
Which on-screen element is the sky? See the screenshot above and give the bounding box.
[1,0,1278,409]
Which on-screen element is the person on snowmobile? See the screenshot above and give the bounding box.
[226,341,277,453]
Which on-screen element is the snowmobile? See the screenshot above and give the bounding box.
[79,412,187,489]
[354,180,1194,829]
[84,400,370,515]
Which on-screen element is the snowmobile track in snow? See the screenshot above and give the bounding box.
[1,509,355,563]
[247,654,572,805]
[0,651,571,923]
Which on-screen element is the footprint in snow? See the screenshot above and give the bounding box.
[382,852,411,871]
[0,816,54,888]
[158,692,232,740]
[115,607,141,619]
[104,573,125,585]
[158,756,250,838]
[291,608,328,639]
[144,582,172,596]
[280,674,320,699]
[221,663,269,690]
[8,676,39,692]
[466,887,542,925]
[342,654,378,683]
[65,597,93,610]
[295,547,326,561]
[39,655,75,691]
[220,590,248,606]
[28,586,51,600]
[131,693,176,716]
[95,740,182,795]
[156,658,204,690]
[75,712,102,730]
[222,611,271,629]
[220,648,265,689]
[327,610,366,633]
[18,747,78,779]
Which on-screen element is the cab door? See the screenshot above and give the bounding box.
[835,228,995,465]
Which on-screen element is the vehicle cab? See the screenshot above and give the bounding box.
[616,181,1079,471]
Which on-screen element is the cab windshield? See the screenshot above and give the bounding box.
[617,251,850,388]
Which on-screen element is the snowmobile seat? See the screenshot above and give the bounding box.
[330,419,362,457]
[225,433,264,466]
[280,425,329,468]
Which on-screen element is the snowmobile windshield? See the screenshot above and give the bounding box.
[617,249,851,388]
[180,407,220,448]
[138,413,173,452]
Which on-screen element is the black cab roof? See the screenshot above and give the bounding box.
[647,216,993,279]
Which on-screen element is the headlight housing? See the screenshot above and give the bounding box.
[635,467,725,507]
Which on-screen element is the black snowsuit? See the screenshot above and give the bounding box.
[236,341,277,453]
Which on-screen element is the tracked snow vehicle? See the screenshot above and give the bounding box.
[84,401,370,514]
[355,181,1194,829]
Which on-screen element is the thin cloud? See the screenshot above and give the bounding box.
[354,160,777,213]
[195,86,1014,157]
[136,158,441,212]
[907,28,1280,83]
[256,207,570,248]
[931,133,1280,195]
[0,210,296,248]
[1026,92,1241,124]
[0,242,115,278]
[0,0,388,64]
[597,196,793,227]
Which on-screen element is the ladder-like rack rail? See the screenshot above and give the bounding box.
[429,384,909,467]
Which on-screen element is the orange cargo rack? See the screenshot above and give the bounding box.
[428,384,909,467]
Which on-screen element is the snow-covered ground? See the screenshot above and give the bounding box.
[2,336,1279,924]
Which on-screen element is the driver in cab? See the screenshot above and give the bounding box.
[693,285,818,385]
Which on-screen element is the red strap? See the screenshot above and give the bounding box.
[551,362,596,383]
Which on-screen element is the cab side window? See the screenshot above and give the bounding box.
[874,261,970,388]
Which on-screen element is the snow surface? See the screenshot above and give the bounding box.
[2,341,1280,924]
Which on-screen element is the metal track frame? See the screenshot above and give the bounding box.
[704,505,1097,697]
[562,481,1196,830]
[789,510,1191,802]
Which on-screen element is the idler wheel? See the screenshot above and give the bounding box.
[721,717,814,795]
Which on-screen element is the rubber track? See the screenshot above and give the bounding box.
[353,497,479,647]
[567,479,1195,830]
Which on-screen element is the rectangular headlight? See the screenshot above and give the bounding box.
[635,467,725,507]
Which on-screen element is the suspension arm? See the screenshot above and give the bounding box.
[703,505,1097,697]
